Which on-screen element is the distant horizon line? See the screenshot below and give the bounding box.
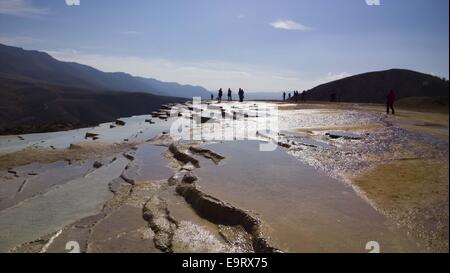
[1,42,447,94]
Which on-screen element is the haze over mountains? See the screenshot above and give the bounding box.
[0,44,211,99]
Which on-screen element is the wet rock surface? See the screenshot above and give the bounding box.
[325,131,364,140]
[1,101,448,252]
[85,132,99,139]
[93,161,103,169]
[2,143,251,253]
[188,146,225,165]
[169,144,200,168]
[0,156,129,252]
[279,109,448,251]
[115,119,126,126]
[143,195,177,252]
[175,179,280,253]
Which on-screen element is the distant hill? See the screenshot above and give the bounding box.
[0,43,199,134]
[302,69,449,103]
[0,77,186,134]
[0,43,211,99]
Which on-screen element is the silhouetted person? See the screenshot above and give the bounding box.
[386,90,396,114]
[227,88,232,101]
[301,91,306,102]
[238,88,245,102]
[210,94,214,100]
[218,88,223,103]
[283,92,286,101]
[288,93,291,99]
[330,93,337,102]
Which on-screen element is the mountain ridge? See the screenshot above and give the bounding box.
[0,76,187,135]
[0,44,196,134]
[0,43,211,99]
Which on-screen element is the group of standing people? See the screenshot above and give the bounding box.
[280,89,397,115]
[213,87,396,115]
[215,88,245,103]
[282,91,291,101]
[283,90,305,102]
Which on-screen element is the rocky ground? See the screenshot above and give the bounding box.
[6,138,278,253]
[0,101,448,252]
[276,103,449,252]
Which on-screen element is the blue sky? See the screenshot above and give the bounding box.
[0,0,448,92]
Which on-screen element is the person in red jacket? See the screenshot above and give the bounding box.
[386,90,396,114]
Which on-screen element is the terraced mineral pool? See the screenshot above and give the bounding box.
[0,157,129,252]
[122,144,173,183]
[0,160,95,211]
[0,114,174,154]
[192,140,420,252]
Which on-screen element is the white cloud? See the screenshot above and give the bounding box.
[272,75,301,81]
[270,19,312,31]
[326,72,352,81]
[0,0,48,17]
[45,49,331,92]
[120,30,139,35]
[0,35,42,46]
